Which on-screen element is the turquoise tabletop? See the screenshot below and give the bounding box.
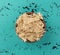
[0,0,60,55]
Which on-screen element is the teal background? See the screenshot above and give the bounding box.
[0,0,60,55]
